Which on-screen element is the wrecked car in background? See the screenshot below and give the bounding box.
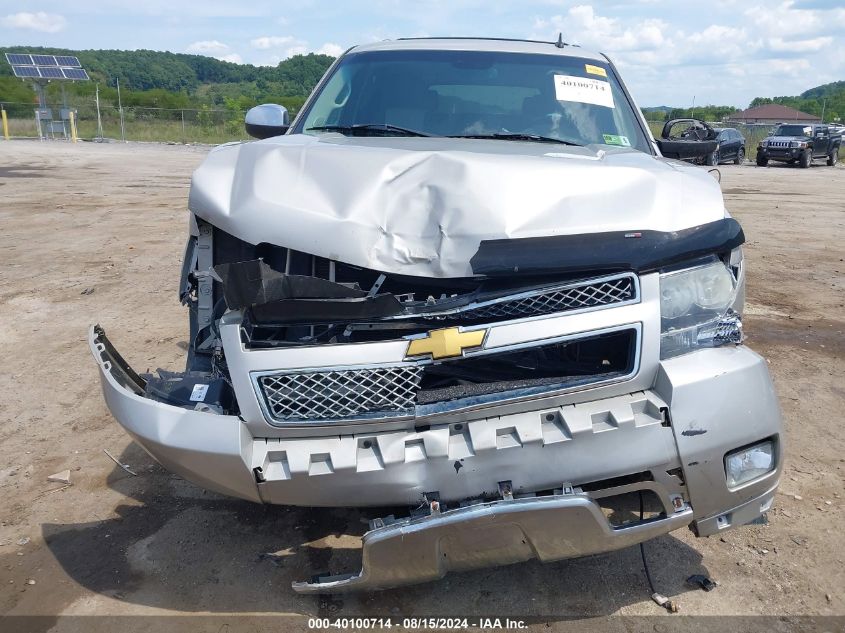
[655,118,724,165]
[90,37,783,593]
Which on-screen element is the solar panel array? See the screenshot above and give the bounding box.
[62,68,89,80]
[4,53,88,81]
[55,56,82,67]
[32,54,58,66]
[7,53,35,65]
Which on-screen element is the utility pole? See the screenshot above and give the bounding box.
[690,95,696,120]
[116,77,126,142]
[95,83,104,140]
[821,98,826,123]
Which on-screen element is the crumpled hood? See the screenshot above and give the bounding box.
[189,134,726,278]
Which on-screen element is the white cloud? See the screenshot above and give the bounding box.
[250,35,295,50]
[683,24,754,63]
[532,5,677,71]
[765,58,812,75]
[185,40,243,63]
[746,1,821,37]
[317,42,344,57]
[284,45,308,58]
[186,40,230,54]
[529,1,845,106]
[217,53,243,63]
[249,34,325,61]
[1,11,66,33]
[768,36,833,52]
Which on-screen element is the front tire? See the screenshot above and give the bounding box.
[735,147,745,165]
[828,148,839,166]
[705,149,720,166]
[756,154,768,167]
[800,149,812,168]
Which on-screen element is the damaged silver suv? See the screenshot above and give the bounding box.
[90,38,783,593]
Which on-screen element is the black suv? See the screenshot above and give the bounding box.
[757,124,841,168]
[706,128,746,166]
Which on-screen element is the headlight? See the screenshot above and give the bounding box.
[659,274,695,319]
[760,140,769,148]
[659,253,744,359]
[725,440,775,487]
[789,141,807,149]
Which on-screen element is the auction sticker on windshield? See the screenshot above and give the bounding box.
[553,74,614,108]
[603,134,630,146]
[584,64,608,77]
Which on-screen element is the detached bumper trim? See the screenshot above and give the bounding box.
[292,492,693,593]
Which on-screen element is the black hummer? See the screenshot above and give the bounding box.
[756,123,841,168]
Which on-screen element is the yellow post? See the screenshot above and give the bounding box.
[1,108,9,141]
[69,110,78,142]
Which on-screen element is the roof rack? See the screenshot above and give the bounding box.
[395,36,580,48]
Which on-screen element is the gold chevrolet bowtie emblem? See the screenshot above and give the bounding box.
[406,327,486,360]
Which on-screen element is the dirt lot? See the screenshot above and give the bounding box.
[0,140,843,629]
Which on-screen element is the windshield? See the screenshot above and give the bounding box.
[295,49,650,152]
[773,125,812,137]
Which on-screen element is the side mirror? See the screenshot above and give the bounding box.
[245,104,290,139]
[655,118,718,161]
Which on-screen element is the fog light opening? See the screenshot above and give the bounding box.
[725,440,775,488]
[596,489,664,527]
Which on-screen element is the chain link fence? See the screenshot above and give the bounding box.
[1,100,251,144]
[4,101,839,159]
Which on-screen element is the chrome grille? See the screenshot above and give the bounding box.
[259,365,424,422]
[434,275,636,321]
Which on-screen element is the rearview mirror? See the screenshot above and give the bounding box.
[245,104,290,139]
[655,118,718,161]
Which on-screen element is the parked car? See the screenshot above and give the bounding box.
[90,37,783,593]
[757,123,841,167]
[706,127,746,166]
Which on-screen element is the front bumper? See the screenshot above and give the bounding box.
[293,490,695,593]
[759,147,803,161]
[90,320,782,587]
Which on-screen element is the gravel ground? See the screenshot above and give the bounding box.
[0,140,843,630]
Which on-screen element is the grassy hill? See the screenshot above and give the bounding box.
[750,80,845,122]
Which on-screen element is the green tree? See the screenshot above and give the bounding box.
[196,104,214,130]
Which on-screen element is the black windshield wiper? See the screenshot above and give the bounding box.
[306,123,432,137]
[448,133,582,146]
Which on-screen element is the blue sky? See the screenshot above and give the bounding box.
[2,1,844,107]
